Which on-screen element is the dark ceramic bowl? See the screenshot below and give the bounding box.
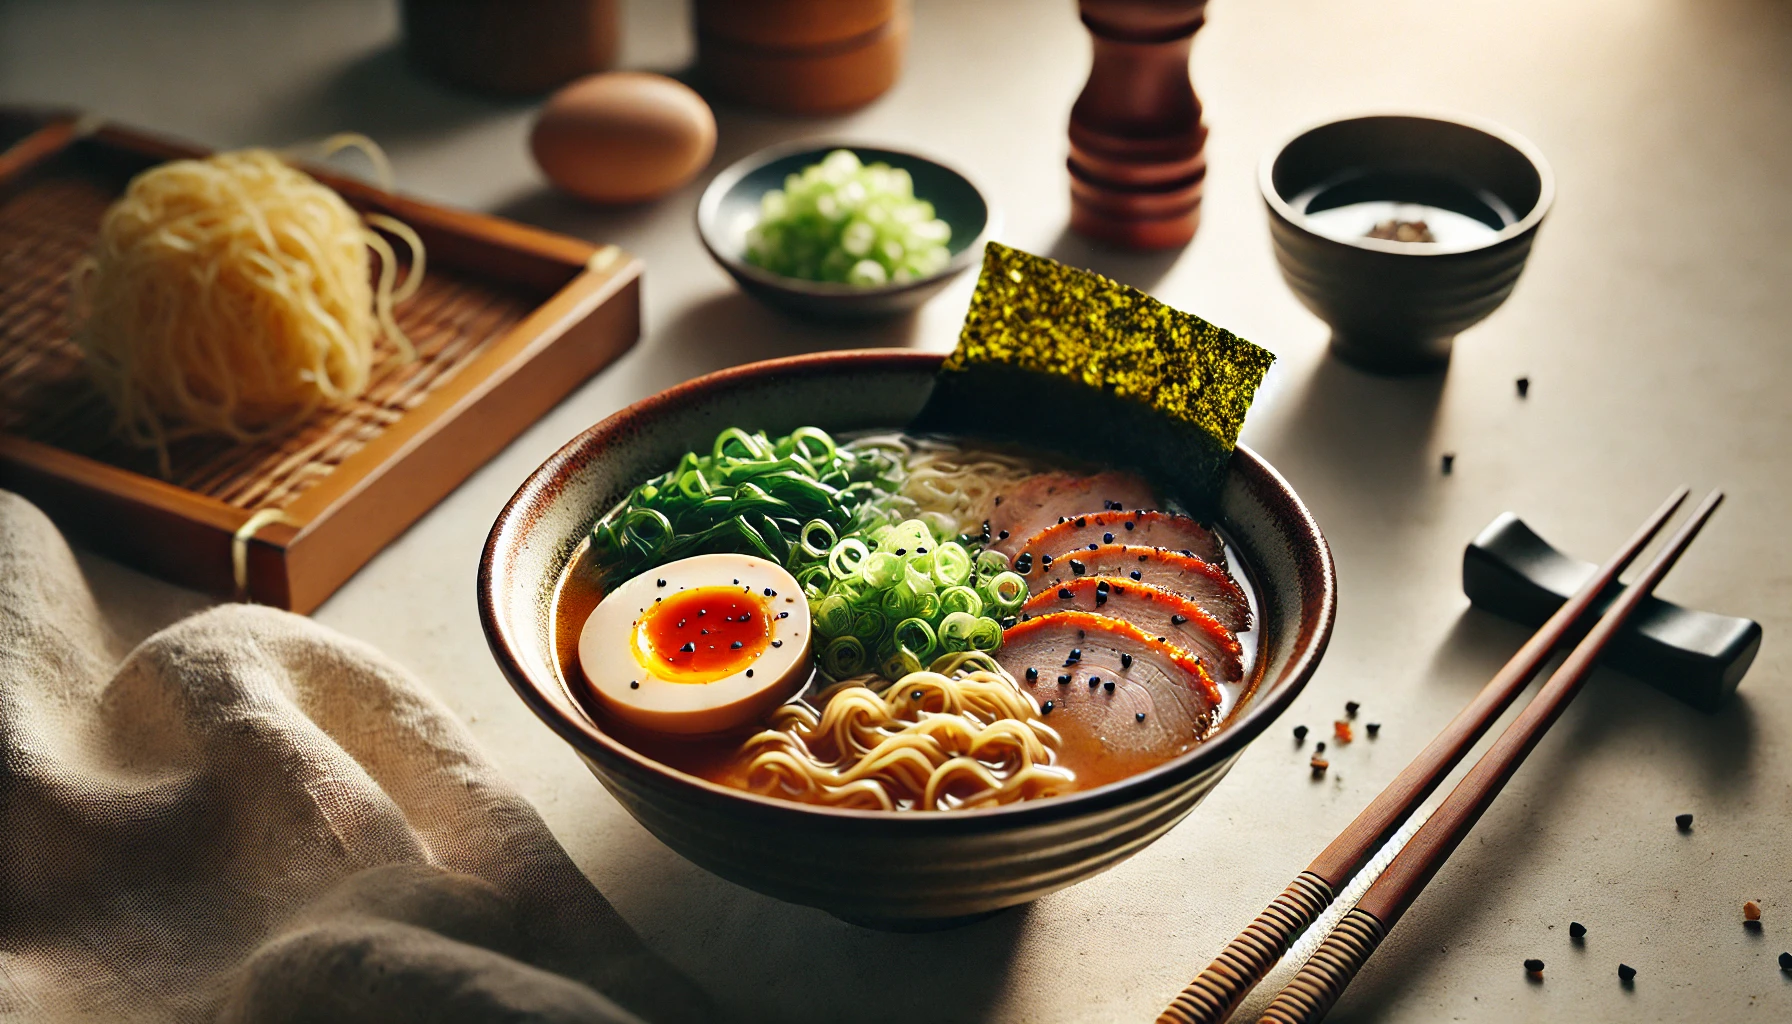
[1261,113,1554,373]
[478,351,1335,929]
[696,141,994,320]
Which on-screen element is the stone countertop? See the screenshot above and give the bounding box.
[4,0,1788,1020]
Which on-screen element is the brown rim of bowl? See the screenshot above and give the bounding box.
[478,349,1335,833]
[1258,110,1557,258]
[694,139,997,300]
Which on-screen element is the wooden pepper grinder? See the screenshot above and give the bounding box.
[1068,0,1209,249]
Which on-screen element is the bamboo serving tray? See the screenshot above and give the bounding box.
[0,118,641,612]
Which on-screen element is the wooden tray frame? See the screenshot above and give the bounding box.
[0,119,641,613]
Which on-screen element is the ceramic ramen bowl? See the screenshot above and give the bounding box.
[478,350,1335,929]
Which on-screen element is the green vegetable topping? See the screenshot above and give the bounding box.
[744,150,952,286]
[806,518,1020,681]
[589,426,904,589]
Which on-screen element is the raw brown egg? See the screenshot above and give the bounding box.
[531,71,716,204]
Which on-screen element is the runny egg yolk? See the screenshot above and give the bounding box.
[633,585,772,684]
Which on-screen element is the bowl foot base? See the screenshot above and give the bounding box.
[1328,333,1454,375]
[830,904,1019,932]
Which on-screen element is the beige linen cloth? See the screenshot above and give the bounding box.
[0,492,714,1023]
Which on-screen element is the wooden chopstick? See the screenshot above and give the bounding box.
[1256,489,1724,1024]
[1156,487,1691,1024]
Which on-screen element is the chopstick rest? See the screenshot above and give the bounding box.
[1464,512,1760,711]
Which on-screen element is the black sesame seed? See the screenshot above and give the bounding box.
[1345,700,1360,717]
[730,641,743,649]
[656,579,667,587]
[1120,652,1133,669]
[1293,724,1309,742]
[1041,554,1054,567]
[913,690,924,700]
[1026,667,1038,681]
[1096,579,1110,591]
[1124,521,1135,531]
[1138,554,1148,562]
[1067,648,1082,663]
[1366,722,1381,737]
[1089,677,1100,688]
[895,548,906,556]
[698,608,707,616]
[1095,591,1108,606]
[679,642,695,653]
[1075,516,1087,528]
[772,640,783,648]
[732,579,739,585]
[1042,701,1054,714]
[1675,813,1694,831]
[630,680,639,689]
[1103,532,1115,543]
[1000,616,1017,629]
[1130,570,1142,580]
[700,629,709,635]
[1524,959,1544,974]
[1569,922,1586,939]
[997,529,1010,540]
[1069,559,1086,575]
[764,587,775,596]
[917,546,928,554]
[779,612,789,619]
[994,496,1003,506]
[1057,674,1071,685]
[1087,542,1099,551]
[1618,963,1636,982]
[1136,712,1146,722]
[745,669,753,677]
[1057,516,1067,525]
[1059,587,1074,600]
[1104,680,1115,692]
[1170,614,1187,626]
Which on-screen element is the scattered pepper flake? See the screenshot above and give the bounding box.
[1745,900,1762,923]
[1315,741,1326,754]
[1524,958,1545,976]
[1309,757,1329,777]
[1293,724,1309,742]
[1344,701,1360,718]
[1675,813,1694,831]
[1618,963,1636,983]
[1569,922,1586,940]
[1780,951,1792,972]
[1365,722,1381,737]
[1334,720,1353,743]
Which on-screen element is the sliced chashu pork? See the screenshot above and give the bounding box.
[983,471,1158,559]
[1016,509,1226,569]
[1022,576,1244,682]
[1026,544,1251,633]
[996,611,1221,757]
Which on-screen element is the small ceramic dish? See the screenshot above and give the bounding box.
[478,350,1335,930]
[1261,113,1554,373]
[696,141,994,320]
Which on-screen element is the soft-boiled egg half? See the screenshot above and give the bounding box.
[579,552,812,734]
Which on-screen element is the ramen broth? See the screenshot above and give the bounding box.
[551,432,1263,805]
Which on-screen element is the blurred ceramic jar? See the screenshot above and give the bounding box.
[694,0,909,114]
[403,0,620,95]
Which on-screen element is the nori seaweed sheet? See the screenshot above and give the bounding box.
[915,242,1275,517]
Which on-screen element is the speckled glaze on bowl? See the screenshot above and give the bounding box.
[478,350,1334,929]
[696,141,994,320]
